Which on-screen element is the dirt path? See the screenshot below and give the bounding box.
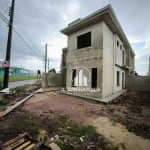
[23,91,150,150]
[90,117,150,150]
[24,92,101,123]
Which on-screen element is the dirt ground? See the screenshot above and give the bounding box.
[0,89,150,150]
[23,90,150,150]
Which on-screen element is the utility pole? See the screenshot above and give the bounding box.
[48,58,49,72]
[148,57,150,76]
[44,44,48,87]
[3,0,15,88]
[45,44,47,74]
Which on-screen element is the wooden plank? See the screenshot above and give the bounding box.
[24,143,36,150]
[31,140,45,150]
[0,94,33,118]
[14,141,31,150]
[2,133,28,147]
[3,138,27,150]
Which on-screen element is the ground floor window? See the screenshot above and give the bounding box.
[91,68,97,88]
[72,69,76,87]
[122,72,125,88]
[117,71,120,86]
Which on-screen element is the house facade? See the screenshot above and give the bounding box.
[61,5,135,98]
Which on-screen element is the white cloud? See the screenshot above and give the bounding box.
[0,0,150,75]
[129,37,144,44]
[144,39,150,49]
[40,31,67,72]
[134,39,150,75]
[12,56,44,72]
[61,0,80,24]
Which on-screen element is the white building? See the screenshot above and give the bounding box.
[61,4,135,98]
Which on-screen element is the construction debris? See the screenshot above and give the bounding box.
[1,133,51,150]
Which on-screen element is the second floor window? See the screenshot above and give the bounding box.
[117,40,119,47]
[120,45,122,50]
[77,32,91,49]
[122,50,125,65]
[72,69,76,87]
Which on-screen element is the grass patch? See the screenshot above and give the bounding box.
[11,111,43,132]
[13,119,42,131]
[56,141,74,150]
[0,99,8,112]
[0,106,7,111]
[0,75,36,82]
[0,98,8,106]
[11,86,26,93]
[66,122,98,138]
[0,110,118,150]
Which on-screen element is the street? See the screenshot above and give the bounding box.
[9,79,36,89]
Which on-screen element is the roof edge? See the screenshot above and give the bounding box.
[60,4,135,56]
[60,4,111,34]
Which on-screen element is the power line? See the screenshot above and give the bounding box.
[0,9,44,61]
[0,10,9,24]
[13,27,43,60]
[0,11,9,22]
[0,15,8,24]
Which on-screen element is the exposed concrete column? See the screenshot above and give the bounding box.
[128,48,131,73]
[112,33,116,94]
[42,73,48,88]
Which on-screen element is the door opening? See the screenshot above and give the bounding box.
[72,69,76,87]
[122,72,125,89]
[91,68,97,88]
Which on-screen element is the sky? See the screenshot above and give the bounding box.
[0,0,150,75]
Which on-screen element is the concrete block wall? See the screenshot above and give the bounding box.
[127,76,150,92]
[42,73,64,87]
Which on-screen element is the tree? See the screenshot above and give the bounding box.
[49,68,56,73]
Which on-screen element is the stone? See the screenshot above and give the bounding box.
[48,143,61,150]
[54,135,59,140]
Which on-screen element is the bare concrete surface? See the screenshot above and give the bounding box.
[23,91,150,150]
[62,89,127,103]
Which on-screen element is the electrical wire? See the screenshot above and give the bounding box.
[0,15,8,24]
[0,11,44,61]
[0,11,9,22]
[13,27,44,61]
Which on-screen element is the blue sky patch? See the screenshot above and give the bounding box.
[131,41,145,49]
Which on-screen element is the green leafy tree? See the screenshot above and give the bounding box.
[49,68,56,73]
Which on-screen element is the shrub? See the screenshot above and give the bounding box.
[0,98,8,106]
[11,86,25,93]
[0,82,3,90]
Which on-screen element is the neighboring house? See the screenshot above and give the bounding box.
[61,4,135,98]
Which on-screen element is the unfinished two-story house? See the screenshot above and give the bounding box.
[61,4,135,99]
